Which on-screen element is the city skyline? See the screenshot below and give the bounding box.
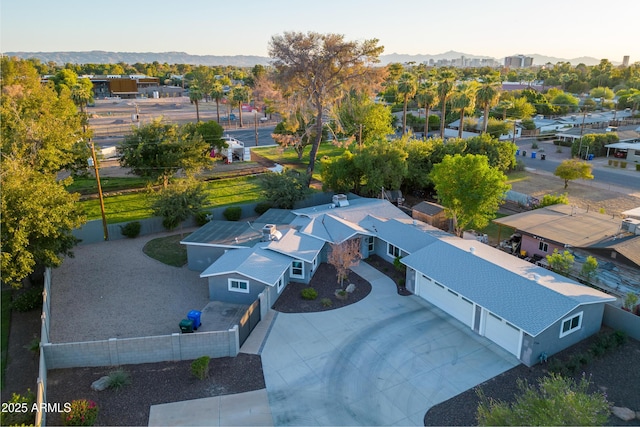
[1,0,638,63]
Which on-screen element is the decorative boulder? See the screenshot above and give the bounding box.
[612,406,636,422]
[91,376,111,391]
[346,283,356,293]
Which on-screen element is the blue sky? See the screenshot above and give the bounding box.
[1,0,638,62]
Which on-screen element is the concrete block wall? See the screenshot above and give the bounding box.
[42,329,237,370]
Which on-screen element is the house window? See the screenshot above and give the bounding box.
[538,241,548,252]
[276,276,284,293]
[560,312,583,338]
[291,260,304,279]
[368,236,375,252]
[387,243,400,258]
[228,279,249,294]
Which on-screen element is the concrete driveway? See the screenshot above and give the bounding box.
[261,263,519,426]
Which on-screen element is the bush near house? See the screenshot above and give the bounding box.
[223,206,242,221]
[119,221,141,238]
[301,287,318,300]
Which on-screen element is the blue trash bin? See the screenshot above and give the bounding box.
[531,152,536,159]
[516,149,520,156]
[588,154,594,161]
[187,310,202,330]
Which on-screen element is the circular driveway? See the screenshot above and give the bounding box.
[261,263,519,426]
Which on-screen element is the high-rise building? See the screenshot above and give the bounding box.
[504,55,534,68]
[623,56,630,67]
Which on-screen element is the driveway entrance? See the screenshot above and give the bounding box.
[261,263,519,426]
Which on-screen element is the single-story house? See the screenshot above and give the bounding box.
[492,204,640,269]
[182,197,617,365]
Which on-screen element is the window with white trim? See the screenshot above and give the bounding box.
[538,241,548,252]
[276,276,284,293]
[560,312,583,338]
[228,278,249,293]
[387,243,400,258]
[291,260,304,279]
[368,236,375,252]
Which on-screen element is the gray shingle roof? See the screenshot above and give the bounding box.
[266,228,325,263]
[401,238,615,336]
[360,216,439,254]
[300,214,372,244]
[200,244,292,285]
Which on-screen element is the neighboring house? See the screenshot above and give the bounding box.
[182,197,617,365]
[412,201,449,231]
[492,204,640,269]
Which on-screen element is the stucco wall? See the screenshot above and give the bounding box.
[521,235,563,259]
[208,272,267,304]
[520,303,605,366]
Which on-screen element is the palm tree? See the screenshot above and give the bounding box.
[451,81,478,138]
[189,84,203,122]
[437,69,457,138]
[210,81,225,123]
[397,72,417,135]
[230,85,249,128]
[416,82,439,138]
[476,77,502,134]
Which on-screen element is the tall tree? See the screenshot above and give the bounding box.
[416,82,439,137]
[554,159,594,189]
[397,72,417,135]
[353,138,408,197]
[335,90,393,146]
[437,69,457,138]
[269,31,384,186]
[476,76,502,133]
[152,178,207,231]
[430,154,510,237]
[117,119,212,188]
[189,83,203,122]
[209,80,225,123]
[451,81,478,138]
[1,158,84,288]
[229,85,249,127]
[259,168,310,209]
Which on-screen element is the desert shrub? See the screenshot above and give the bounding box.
[119,221,141,238]
[107,368,131,390]
[0,388,35,426]
[301,287,318,300]
[12,287,43,312]
[191,356,210,380]
[320,298,332,307]
[621,161,627,168]
[254,201,273,215]
[512,159,526,172]
[223,206,242,221]
[531,141,539,149]
[608,159,613,166]
[63,399,98,426]
[636,164,640,171]
[194,211,211,226]
[398,278,406,287]
[612,160,619,167]
[393,256,406,273]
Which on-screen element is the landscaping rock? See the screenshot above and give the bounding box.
[346,283,356,293]
[612,406,636,421]
[91,376,111,391]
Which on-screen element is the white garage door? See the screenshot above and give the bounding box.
[485,312,521,357]
[416,275,473,327]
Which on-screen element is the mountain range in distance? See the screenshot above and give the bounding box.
[2,50,620,67]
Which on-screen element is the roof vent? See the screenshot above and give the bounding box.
[332,194,349,207]
[262,224,281,241]
[470,246,476,255]
[532,273,541,282]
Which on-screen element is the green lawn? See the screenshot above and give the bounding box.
[142,234,189,267]
[67,176,149,195]
[506,170,529,184]
[1,289,12,389]
[253,141,347,180]
[79,175,264,223]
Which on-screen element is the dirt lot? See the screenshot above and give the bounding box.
[508,171,639,217]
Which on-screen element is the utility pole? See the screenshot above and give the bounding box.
[254,110,259,146]
[578,108,587,159]
[89,140,109,241]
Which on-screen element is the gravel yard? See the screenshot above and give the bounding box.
[49,229,208,343]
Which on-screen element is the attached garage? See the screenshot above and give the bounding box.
[416,274,473,327]
[484,312,522,357]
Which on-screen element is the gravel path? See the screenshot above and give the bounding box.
[50,229,209,343]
